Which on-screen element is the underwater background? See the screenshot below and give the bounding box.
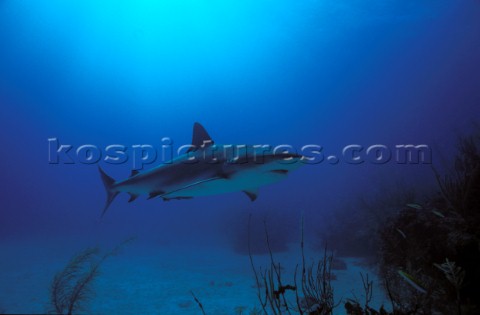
[1,0,480,314]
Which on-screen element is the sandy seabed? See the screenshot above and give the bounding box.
[0,238,388,315]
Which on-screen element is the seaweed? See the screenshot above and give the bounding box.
[433,134,480,217]
[344,299,390,315]
[190,291,207,315]
[344,273,393,315]
[50,247,100,315]
[377,132,480,314]
[297,244,337,314]
[49,237,134,315]
[249,215,339,315]
[434,259,465,315]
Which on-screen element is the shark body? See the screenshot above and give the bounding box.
[99,123,304,216]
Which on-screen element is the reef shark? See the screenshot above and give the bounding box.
[99,123,304,216]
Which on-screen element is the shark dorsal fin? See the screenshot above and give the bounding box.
[188,122,213,152]
[130,170,139,177]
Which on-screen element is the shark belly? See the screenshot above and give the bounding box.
[163,168,290,198]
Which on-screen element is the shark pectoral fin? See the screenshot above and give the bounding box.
[187,122,214,152]
[243,189,259,202]
[147,191,164,200]
[130,170,139,177]
[128,193,139,202]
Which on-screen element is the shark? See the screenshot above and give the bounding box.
[98,122,304,216]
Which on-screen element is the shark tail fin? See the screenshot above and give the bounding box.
[98,166,119,217]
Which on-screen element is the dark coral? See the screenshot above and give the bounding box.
[378,133,480,314]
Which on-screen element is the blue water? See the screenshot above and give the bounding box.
[1,1,479,314]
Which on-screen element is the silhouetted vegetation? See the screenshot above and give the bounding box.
[312,130,480,314]
[191,291,207,315]
[49,238,133,315]
[248,216,340,315]
[378,133,480,314]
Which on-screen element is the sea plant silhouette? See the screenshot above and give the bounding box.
[248,215,341,315]
[49,238,134,315]
[378,132,480,314]
[247,216,407,315]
